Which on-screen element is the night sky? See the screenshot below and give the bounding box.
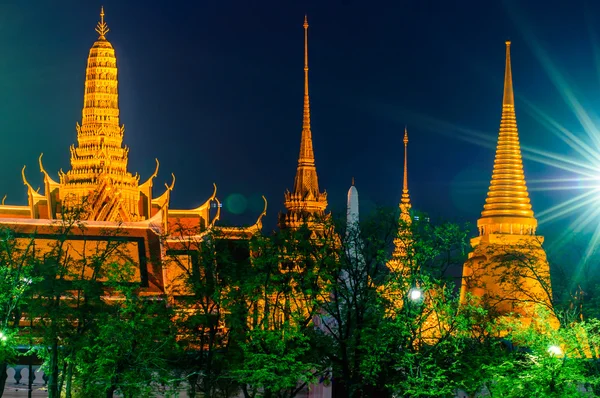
[1,1,599,250]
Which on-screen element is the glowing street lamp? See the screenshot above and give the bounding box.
[409,287,423,302]
[547,345,563,357]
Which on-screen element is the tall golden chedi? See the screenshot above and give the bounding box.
[460,41,555,322]
[60,7,141,221]
[279,16,328,230]
[388,127,412,274]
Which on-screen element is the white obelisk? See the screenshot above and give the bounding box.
[347,177,359,234]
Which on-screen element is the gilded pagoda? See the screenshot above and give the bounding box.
[459,42,555,323]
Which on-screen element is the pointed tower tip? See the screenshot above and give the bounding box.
[95,6,110,40]
[351,176,355,186]
[502,39,514,106]
[400,125,411,217]
[302,14,311,130]
[402,127,410,196]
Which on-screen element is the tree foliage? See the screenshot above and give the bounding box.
[1,206,600,397]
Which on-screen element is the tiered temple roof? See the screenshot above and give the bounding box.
[0,8,265,294]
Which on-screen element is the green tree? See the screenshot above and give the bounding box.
[72,261,176,398]
[234,223,336,398]
[166,226,254,398]
[234,323,318,398]
[482,309,598,397]
[315,209,472,397]
[26,196,162,398]
[0,227,36,397]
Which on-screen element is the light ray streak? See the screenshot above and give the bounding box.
[548,206,600,254]
[393,108,498,150]
[401,105,598,177]
[584,3,600,94]
[529,185,600,193]
[520,152,598,178]
[537,189,599,223]
[528,177,598,184]
[522,145,599,175]
[521,97,600,164]
[583,222,600,264]
[509,8,600,151]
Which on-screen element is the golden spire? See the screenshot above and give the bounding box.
[503,41,514,107]
[303,15,310,131]
[296,15,315,168]
[95,6,110,40]
[478,41,536,236]
[388,127,413,272]
[399,126,411,223]
[280,16,328,230]
[402,127,410,199]
[293,14,320,194]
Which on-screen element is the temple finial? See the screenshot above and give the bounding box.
[503,40,514,106]
[352,176,355,186]
[402,127,409,195]
[303,15,310,130]
[95,6,110,40]
[281,16,327,230]
[294,15,316,176]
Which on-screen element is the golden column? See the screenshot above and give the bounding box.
[460,42,555,324]
[60,7,141,221]
[280,16,328,230]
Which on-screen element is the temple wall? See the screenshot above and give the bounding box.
[0,221,165,293]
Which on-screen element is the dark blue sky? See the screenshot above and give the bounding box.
[1,1,599,246]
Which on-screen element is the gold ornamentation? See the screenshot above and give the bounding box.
[388,127,413,273]
[281,16,328,230]
[95,6,110,40]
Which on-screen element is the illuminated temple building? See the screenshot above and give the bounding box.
[459,41,555,323]
[0,9,264,296]
[0,7,557,332]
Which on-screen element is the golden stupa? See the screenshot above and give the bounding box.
[459,41,556,324]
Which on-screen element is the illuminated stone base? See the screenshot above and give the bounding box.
[460,233,558,329]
